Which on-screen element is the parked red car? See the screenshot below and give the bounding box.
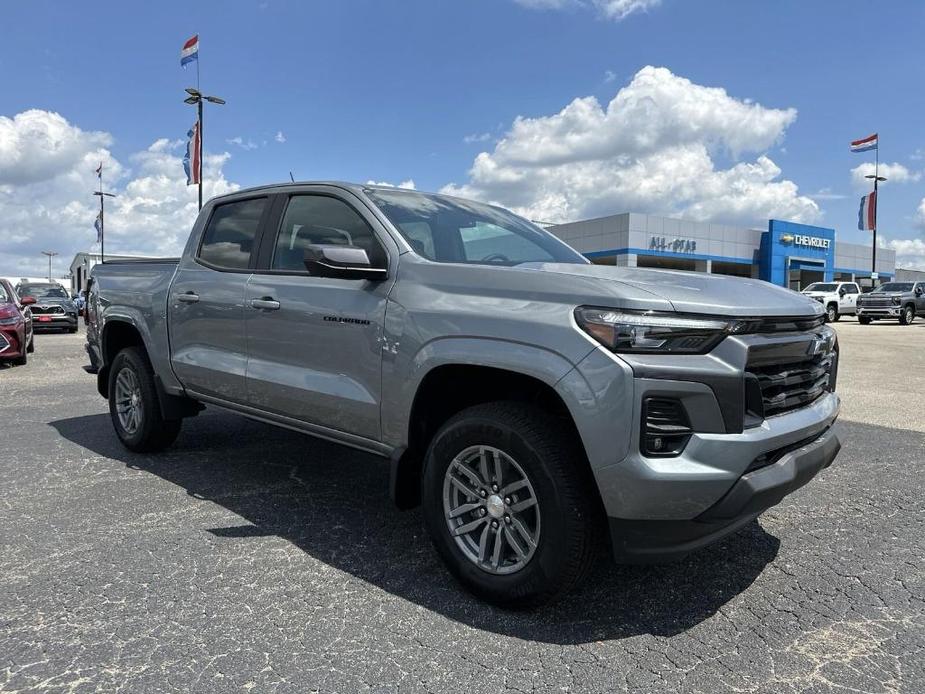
[0,279,35,366]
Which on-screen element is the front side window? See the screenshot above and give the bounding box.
[272,195,386,272]
[366,188,587,266]
[198,197,267,269]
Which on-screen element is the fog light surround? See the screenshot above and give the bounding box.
[641,397,692,457]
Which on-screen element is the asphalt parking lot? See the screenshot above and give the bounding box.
[1,322,923,693]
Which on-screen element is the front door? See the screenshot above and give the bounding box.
[839,283,859,313]
[169,196,269,403]
[244,191,395,440]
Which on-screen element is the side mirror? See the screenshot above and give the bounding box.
[916,286,923,296]
[303,244,387,281]
[20,295,36,307]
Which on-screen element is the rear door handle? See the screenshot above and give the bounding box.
[177,292,200,303]
[250,297,280,311]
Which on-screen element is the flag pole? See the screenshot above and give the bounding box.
[872,141,878,283]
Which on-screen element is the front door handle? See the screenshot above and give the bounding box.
[250,297,280,311]
[177,292,200,303]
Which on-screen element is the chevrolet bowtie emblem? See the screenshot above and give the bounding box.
[780,234,795,243]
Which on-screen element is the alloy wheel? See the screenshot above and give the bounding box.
[442,445,541,575]
[114,367,143,435]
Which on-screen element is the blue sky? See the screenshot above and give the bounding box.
[2,0,925,276]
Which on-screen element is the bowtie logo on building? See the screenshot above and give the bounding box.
[780,234,795,244]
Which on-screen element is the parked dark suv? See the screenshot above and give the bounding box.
[14,283,79,333]
[856,281,925,325]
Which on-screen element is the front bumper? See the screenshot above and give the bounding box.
[857,305,900,317]
[562,325,841,563]
[0,326,25,360]
[31,314,77,330]
[608,424,839,562]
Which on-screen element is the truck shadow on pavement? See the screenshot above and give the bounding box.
[51,410,779,644]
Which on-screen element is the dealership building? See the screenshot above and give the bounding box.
[548,213,895,290]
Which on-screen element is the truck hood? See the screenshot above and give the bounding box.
[523,262,823,317]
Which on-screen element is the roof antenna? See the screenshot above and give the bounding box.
[289,171,295,182]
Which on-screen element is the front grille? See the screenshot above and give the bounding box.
[30,305,64,315]
[747,352,835,417]
[859,297,894,308]
[750,314,825,333]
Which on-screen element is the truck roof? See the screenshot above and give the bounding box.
[211,181,413,202]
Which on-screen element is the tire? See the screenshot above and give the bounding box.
[858,316,871,325]
[68,327,78,334]
[108,347,182,452]
[422,402,601,608]
[12,350,26,366]
[899,305,915,325]
[826,304,839,323]
[26,335,34,353]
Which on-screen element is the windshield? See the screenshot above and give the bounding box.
[366,189,588,266]
[803,283,837,292]
[18,284,69,299]
[874,283,913,293]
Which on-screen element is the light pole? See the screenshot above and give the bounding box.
[865,172,887,284]
[183,87,225,210]
[94,190,116,262]
[41,251,59,281]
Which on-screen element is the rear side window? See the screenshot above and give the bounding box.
[272,195,386,272]
[198,198,267,269]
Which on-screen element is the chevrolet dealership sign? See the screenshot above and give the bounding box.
[779,233,831,250]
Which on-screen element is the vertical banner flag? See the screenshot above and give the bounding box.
[183,121,201,185]
[850,133,878,153]
[94,211,103,243]
[95,161,102,179]
[858,191,877,231]
[180,34,199,67]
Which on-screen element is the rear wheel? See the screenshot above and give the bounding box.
[108,347,181,452]
[899,305,915,325]
[826,303,839,322]
[422,402,601,608]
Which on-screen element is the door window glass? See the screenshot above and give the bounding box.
[198,198,266,269]
[272,195,386,271]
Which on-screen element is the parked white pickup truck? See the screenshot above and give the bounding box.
[801,282,860,322]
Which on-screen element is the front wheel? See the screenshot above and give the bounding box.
[899,305,915,325]
[826,304,839,322]
[108,347,181,452]
[858,315,871,325]
[422,402,601,608]
[26,335,34,353]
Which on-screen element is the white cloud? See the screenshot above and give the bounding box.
[226,136,259,151]
[0,109,237,278]
[513,0,660,20]
[0,109,113,186]
[274,130,286,143]
[850,161,920,187]
[441,66,818,226]
[603,69,618,83]
[590,0,661,20]
[365,179,416,190]
[463,132,492,144]
[807,188,847,201]
[888,238,925,270]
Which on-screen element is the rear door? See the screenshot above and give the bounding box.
[244,188,397,440]
[168,195,270,403]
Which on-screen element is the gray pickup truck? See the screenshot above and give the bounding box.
[856,281,925,325]
[85,182,841,607]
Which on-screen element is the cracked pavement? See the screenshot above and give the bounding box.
[1,323,923,693]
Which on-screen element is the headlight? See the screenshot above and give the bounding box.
[575,307,736,354]
[892,296,901,305]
